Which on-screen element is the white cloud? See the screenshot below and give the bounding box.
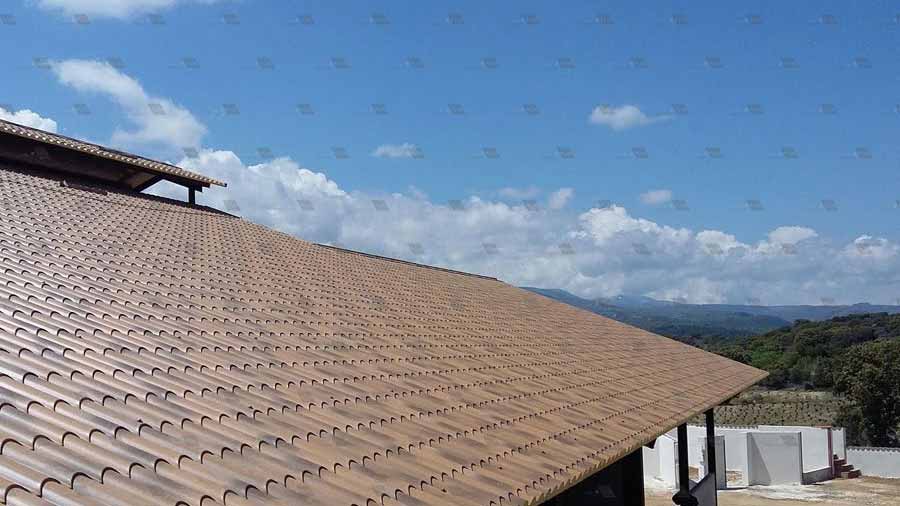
[45,64,896,306]
[0,107,58,132]
[574,205,687,244]
[372,143,421,159]
[36,0,221,19]
[696,230,742,254]
[548,188,574,210]
[149,155,900,305]
[589,104,665,130]
[498,186,541,200]
[640,189,673,205]
[845,235,899,260]
[767,226,818,245]
[51,59,206,151]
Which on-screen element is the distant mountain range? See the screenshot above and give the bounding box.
[522,287,900,343]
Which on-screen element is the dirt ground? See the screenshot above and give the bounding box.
[645,477,900,506]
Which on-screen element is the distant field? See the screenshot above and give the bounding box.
[692,389,849,426]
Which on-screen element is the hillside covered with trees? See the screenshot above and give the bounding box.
[712,314,900,446]
[524,287,900,345]
[712,313,900,389]
[529,285,900,446]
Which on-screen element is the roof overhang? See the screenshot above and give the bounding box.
[0,118,226,191]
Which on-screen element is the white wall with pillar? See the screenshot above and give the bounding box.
[643,434,677,489]
[757,425,833,473]
[700,436,726,489]
[644,423,840,490]
[747,432,804,485]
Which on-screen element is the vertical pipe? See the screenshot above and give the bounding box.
[706,409,717,477]
[678,424,690,491]
[826,426,834,478]
[672,423,698,506]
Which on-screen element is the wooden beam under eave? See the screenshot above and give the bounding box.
[0,131,219,191]
[134,175,163,192]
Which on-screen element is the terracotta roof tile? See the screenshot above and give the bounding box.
[0,162,766,505]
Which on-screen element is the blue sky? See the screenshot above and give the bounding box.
[2,1,899,304]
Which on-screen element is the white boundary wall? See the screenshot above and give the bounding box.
[747,432,804,485]
[683,425,765,485]
[847,447,900,478]
[700,436,727,489]
[680,426,749,468]
[758,425,831,472]
[643,434,677,489]
[833,428,846,459]
[645,424,842,490]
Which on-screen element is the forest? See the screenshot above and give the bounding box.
[711,313,900,447]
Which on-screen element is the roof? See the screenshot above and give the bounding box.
[0,118,225,190]
[0,161,766,506]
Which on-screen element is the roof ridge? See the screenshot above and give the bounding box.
[315,243,500,281]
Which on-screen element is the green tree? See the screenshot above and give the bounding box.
[833,339,900,447]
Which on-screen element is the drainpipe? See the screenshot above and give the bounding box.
[706,409,717,483]
[672,423,698,506]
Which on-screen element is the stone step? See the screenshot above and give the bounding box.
[840,469,861,479]
[833,457,846,468]
[839,463,854,473]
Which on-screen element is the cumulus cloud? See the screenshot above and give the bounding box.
[36,0,221,19]
[589,104,665,130]
[498,186,541,200]
[45,63,897,305]
[0,107,58,132]
[372,143,421,159]
[149,150,565,264]
[696,230,742,254]
[548,188,574,210]
[845,235,900,261]
[640,189,673,205]
[767,226,818,245]
[51,59,206,151]
[149,155,900,305]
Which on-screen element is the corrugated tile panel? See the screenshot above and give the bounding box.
[0,119,225,188]
[0,163,766,506]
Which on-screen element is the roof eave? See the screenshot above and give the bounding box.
[0,118,226,190]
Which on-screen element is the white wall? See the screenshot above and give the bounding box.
[803,466,833,484]
[649,425,841,489]
[847,447,900,478]
[684,425,745,467]
[683,426,705,467]
[643,435,677,489]
[747,432,804,485]
[833,428,846,460]
[700,436,727,489]
[643,443,660,478]
[683,425,754,484]
[721,429,750,484]
[758,425,830,472]
[660,436,677,487]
